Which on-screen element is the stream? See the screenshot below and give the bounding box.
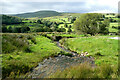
[56,41,78,56]
[28,40,95,78]
[110,37,120,40]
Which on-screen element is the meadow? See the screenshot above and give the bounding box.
[59,36,118,65]
[49,35,119,78]
[109,23,119,32]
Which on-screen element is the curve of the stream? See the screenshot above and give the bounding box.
[28,39,95,78]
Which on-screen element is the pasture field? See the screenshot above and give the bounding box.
[109,23,119,32]
[105,15,115,18]
[60,36,118,65]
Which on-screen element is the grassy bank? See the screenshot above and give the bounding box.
[49,63,118,78]
[60,36,118,65]
[2,34,63,78]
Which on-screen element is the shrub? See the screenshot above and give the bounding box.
[31,37,36,44]
[98,64,113,78]
[2,34,33,54]
[95,52,103,56]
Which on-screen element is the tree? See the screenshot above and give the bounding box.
[2,15,22,25]
[116,14,120,18]
[29,21,32,23]
[13,27,21,33]
[21,27,30,33]
[57,28,66,32]
[37,19,42,24]
[50,22,57,28]
[68,27,72,33]
[69,25,72,28]
[35,27,44,32]
[73,13,108,35]
[51,26,57,32]
[8,26,12,32]
[64,23,68,28]
[71,17,76,23]
[103,15,105,18]
[43,26,52,32]
[109,19,113,22]
[2,26,7,33]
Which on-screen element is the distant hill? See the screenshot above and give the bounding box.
[13,10,62,18]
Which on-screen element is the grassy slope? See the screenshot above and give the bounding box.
[109,23,119,32]
[49,62,117,78]
[2,34,62,78]
[105,14,119,32]
[30,36,62,56]
[60,36,118,65]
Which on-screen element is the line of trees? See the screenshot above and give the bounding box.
[2,15,73,33]
[2,25,30,33]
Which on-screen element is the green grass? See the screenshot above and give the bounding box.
[2,34,63,78]
[112,18,119,21]
[110,23,118,26]
[49,62,118,78]
[105,14,116,18]
[30,36,62,56]
[60,36,118,65]
[109,23,119,32]
[47,33,87,38]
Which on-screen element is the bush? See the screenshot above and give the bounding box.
[2,34,33,54]
[95,52,103,56]
[98,64,113,78]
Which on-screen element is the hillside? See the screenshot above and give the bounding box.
[13,10,62,18]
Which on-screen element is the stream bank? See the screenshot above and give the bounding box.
[28,36,95,78]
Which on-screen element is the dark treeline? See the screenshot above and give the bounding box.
[2,15,71,33]
[2,15,22,24]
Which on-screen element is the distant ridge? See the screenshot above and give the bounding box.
[13,10,62,18]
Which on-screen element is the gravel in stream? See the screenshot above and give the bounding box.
[28,55,95,78]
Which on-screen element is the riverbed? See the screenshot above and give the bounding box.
[28,41,95,78]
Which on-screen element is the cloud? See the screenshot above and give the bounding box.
[1,0,119,14]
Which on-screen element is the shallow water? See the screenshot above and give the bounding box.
[110,37,120,40]
[56,41,78,56]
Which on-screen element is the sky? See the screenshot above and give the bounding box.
[0,0,120,14]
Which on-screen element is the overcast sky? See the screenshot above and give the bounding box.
[0,0,120,14]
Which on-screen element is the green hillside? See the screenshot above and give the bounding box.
[13,10,62,18]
